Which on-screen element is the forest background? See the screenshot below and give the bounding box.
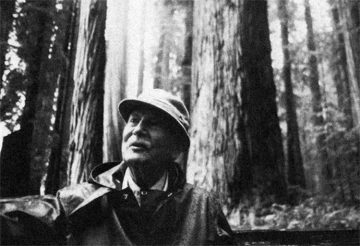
[0,0,359,231]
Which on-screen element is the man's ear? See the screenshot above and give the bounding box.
[170,140,184,161]
[171,145,181,159]
[174,151,186,164]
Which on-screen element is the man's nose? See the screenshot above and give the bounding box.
[132,119,146,135]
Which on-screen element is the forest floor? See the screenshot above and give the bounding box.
[226,195,360,231]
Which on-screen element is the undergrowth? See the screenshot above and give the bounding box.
[227,195,360,231]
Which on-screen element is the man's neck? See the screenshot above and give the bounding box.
[128,162,167,189]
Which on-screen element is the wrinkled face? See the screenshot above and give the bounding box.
[121,107,180,166]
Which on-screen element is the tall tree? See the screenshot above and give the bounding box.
[179,0,193,111]
[67,0,106,184]
[175,0,193,173]
[0,0,58,196]
[337,0,360,131]
[304,0,330,193]
[17,0,58,195]
[329,0,353,130]
[187,0,287,206]
[0,0,15,82]
[331,0,360,202]
[153,0,172,90]
[238,0,287,203]
[45,0,79,194]
[278,0,305,188]
[102,0,129,163]
[137,1,146,96]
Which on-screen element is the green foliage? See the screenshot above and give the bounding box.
[323,106,360,200]
[0,69,27,131]
[1,0,73,194]
[228,195,360,230]
[1,0,57,131]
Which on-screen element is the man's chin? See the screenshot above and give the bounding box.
[123,155,150,166]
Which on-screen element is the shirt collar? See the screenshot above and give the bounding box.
[121,167,169,191]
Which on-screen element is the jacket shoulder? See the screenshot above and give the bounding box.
[181,184,235,244]
[57,183,99,217]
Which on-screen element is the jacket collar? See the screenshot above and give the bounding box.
[89,161,185,192]
[89,161,127,189]
[69,161,186,218]
[69,162,125,217]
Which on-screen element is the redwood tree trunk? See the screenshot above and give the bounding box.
[1,0,56,196]
[45,0,78,194]
[239,0,287,203]
[137,1,146,96]
[177,0,193,173]
[180,0,193,111]
[278,0,305,188]
[17,0,57,195]
[102,0,129,163]
[329,0,353,129]
[335,0,360,202]
[68,0,106,184]
[153,0,172,90]
[187,0,287,206]
[338,0,360,131]
[304,0,330,194]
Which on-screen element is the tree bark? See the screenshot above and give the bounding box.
[239,0,287,203]
[102,0,128,163]
[188,0,287,206]
[329,0,353,130]
[278,0,305,188]
[0,0,15,84]
[337,0,360,132]
[304,0,330,194]
[16,0,57,195]
[176,0,193,173]
[304,0,323,127]
[153,0,172,90]
[332,0,360,202]
[180,0,193,112]
[137,1,146,96]
[68,0,106,184]
[45,0,79,194]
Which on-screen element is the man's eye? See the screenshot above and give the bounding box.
[128,117,139,124]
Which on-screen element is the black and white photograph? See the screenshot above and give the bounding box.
[0,0,359,245]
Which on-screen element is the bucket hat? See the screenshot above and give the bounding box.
[119,89,190,150]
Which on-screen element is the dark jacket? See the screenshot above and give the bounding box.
[57,162,234,245]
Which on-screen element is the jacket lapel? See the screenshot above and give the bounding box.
[68,162,126,217]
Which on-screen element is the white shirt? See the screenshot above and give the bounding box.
[121,168,169,206]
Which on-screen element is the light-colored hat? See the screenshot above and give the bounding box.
[118,89,190,150]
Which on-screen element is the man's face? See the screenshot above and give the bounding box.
[121,107,179,166]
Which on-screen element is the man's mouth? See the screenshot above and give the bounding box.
[129,142,149,150]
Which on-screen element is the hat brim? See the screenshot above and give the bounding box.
[119,99,190,150]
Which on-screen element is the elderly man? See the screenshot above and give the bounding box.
[4,89,233,245]
[57,89,234,245]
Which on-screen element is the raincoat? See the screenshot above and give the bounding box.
[58,162,235,245]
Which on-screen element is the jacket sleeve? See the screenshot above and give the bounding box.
[0,195,67,245]
[212,197,237,245]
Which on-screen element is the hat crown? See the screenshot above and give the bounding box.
[137,89,189,129]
